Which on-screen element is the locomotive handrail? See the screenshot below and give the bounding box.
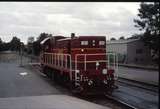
[106,52,118,74]
[75,60,107,63]
[75,53,118,72]
[42,52,118,80]
[42,52,72,80]
[75,53,108,71]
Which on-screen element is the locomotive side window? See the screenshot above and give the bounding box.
[81,41,88,45]
[99,41,105,45]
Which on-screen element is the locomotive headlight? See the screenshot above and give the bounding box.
[81,49,84,52]
[102,69,107,74]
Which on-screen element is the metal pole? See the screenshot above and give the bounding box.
[69,55,72,81]
[20,44,23,66]
[108,54,110,69]
[84,54,86,71]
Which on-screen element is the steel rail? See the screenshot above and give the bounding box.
[105,94,137,109]
[117,77,158,92]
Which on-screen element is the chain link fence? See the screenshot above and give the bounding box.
[0,51,39,67]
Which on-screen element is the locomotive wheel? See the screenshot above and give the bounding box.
[56,72,61,84]
[44,67,49,77]
[43,67,50,78]
[104,85,113,95]
[54,72,58,82]
[48,69,53,79]
[61,74,66,86]
[105,89,113,95]
[51,71,55,81]
[62,74,70,87]
[46,68,50,78]
[69,81,77,94]
[42,66,47,75]
[47,68,50,78]
[53,70,58,83]
[69,81,83,96]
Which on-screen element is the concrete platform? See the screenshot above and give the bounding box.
[118,63,158,71]
[117,66,159,86]
[0,95,110,109]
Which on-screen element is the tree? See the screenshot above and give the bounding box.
[0,38,10,51]
[0,36,24,52]
[37,33,52,42]
[0,38,2,44]
[110,37,116,41]
[0,38,6,51]
[32,41,41,56]
[30,33,52,56]
[27,37,34,44]
[0,38,3,51]
[119,36,125,40]
[127,34,142,39]
[27,37,35,54]
[134,2,160,61]
[10,36,21,51]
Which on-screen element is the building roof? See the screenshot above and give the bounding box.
[106,38,140,44]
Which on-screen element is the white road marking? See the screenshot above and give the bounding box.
[19,72,28,76]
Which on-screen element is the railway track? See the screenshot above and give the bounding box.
[105,94,137,109]
[76,93,138,109]
[117,77,158,92]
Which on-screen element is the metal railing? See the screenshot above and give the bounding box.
[107,52,119,79]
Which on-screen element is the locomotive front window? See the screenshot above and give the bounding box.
[99,41,105,45]
[81,41,88,45]
[92,40,95,46]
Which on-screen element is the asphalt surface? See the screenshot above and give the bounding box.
[0,53,69,98]
[0,95,110,109]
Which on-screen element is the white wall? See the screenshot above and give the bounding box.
[106,43,127,55]
[127,40,151,64]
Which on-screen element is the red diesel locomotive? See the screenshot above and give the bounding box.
[40,33,117,95]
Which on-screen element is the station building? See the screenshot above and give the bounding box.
[106,38,152,65]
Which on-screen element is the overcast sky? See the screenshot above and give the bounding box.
[0,2,141,44]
